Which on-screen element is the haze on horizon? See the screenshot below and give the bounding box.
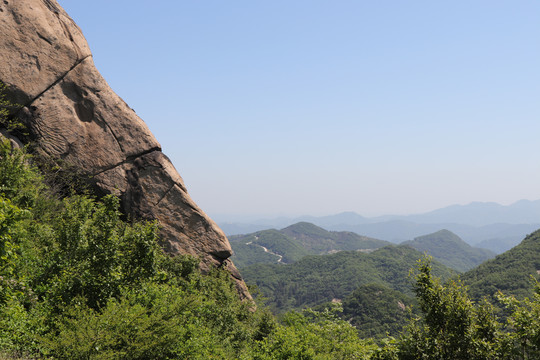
[59,1,540,218]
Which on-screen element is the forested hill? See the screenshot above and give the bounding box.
[230,229,312,267]
[281,222,392,252]
[242,244,455,313]
[230,222,390,268]
[462,228,540,303]
[401,229,496,272]
[340,283,417,339]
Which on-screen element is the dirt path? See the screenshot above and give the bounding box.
[246,241,283,263]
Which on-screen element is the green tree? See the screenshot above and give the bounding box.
[0,196,24,304]
[375,257,501,360]
[254,305,376,359]
[341,283,416,340]
[497,280,540,359]
[0,82,23,134]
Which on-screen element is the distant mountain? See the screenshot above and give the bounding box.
[475,236,523,254]
[336,220,452,243]
[293,212,371,227]
[324,222,540,251]
[219,212,371,236]
[220,223,275,236]
[241,245,455,313]
[401,229,495,272]
[225,221,539,253]
[230,222,390,268]
[219,200,540,250]
[462,229,540,303]
[398,199,540,226]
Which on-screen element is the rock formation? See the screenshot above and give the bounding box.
[0,0,249,298]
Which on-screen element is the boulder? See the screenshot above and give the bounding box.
[0,0,249,298]
[0,0,90,105]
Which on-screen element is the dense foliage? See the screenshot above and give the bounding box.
[242,245,456,313]
[0,82,21,132]
[462,229,540,304]
[375,258,540,360]
[341,284,417,340]
[401,229,495,272]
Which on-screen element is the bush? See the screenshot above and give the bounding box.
[253,305,376,359]
[0,145,270,358]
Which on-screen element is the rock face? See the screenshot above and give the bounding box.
[0,0,249,298]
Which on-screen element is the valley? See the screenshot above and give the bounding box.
[232,221,540,340]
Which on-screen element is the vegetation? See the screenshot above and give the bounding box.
[280,222,391,253]
[0,140,247,357]
[254,306,377,359]
[375,258,540,360]
[231,229,311,267]
[3,141,540,358]
[462,229,540,304]
[231,222,391,268]
[241,245,456,313]
[0,82,24,136]
[401,229,496,272]
[231,241,282,268]
[341,284,417,340]
[0,136,379,358]
[3,91,540,358]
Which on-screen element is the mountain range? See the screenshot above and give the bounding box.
[232,223,494,271]
[230,222,391,268]
[238,224,540,338]
[219,200,540,253]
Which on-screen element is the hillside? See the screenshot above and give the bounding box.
[462,229,540,303]
[230,222,390,268]
[401,229,496,272]
[341,283,417,339]
[230,229,311,267]
[242,245,455,313]
[281,222,391,252]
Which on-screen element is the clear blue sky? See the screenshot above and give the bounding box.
[58,1,540,218]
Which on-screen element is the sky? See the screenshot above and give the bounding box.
[57,1,540,218]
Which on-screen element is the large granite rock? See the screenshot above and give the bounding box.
[0,0,249,298]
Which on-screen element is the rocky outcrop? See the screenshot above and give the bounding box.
[0,0,249,298]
